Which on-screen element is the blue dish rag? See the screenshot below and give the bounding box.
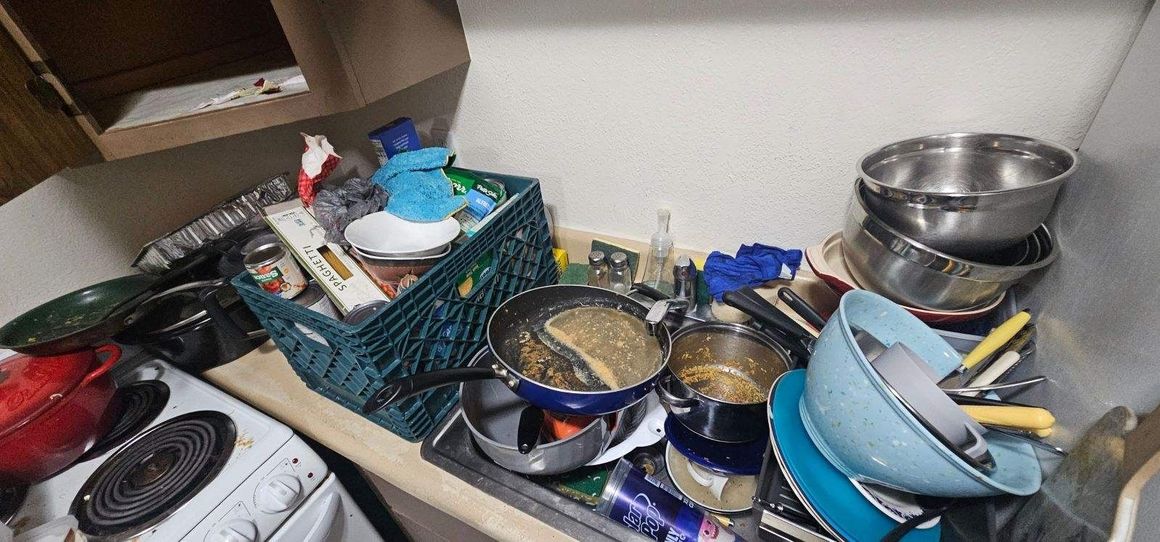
[704,244,803,300]
[370,147,466,222]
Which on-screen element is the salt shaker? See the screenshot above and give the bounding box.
[587,250,610,288]
[607,252,632,294]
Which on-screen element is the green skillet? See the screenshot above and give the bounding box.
[0,274,161,356]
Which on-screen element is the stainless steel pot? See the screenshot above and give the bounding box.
[858,132,1077,255]
[656,322,790,443]
[844,180,1058,311]
[458,350,649,475]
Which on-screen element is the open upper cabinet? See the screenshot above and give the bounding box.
[0,0,469,160]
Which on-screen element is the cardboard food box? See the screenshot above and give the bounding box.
[263,200,389,315]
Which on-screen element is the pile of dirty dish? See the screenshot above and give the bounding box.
[769,290,1052,541]
[809,133,1076,322]
[343,210,459,288]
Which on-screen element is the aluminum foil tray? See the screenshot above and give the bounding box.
[132,174,294,274]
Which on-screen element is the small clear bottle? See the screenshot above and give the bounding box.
[587,250,610,288]
[607,251,632,294]
[639,209,674,294]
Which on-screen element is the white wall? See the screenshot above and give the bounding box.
[446,0,1152,250]
[0,0,1151,322]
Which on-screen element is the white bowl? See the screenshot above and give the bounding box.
[350,244,452,262]
[354,243,450,259]
[344,212,460,256]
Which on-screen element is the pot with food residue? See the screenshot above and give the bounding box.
[657,322,790,443]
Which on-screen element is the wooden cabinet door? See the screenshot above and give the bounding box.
[0,26,97,204]
[318,0,469,105]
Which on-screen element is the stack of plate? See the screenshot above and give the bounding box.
[768,370,942,541]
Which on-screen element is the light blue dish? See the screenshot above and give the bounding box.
[772,370,940,542]
[799,290,1041,497]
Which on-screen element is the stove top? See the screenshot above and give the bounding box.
[72,411,236,540]
[77,380,170,463]
[5,356,313,541]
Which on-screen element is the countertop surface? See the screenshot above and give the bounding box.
[203,342,573,542]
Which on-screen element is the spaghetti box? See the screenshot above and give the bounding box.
[368,117,421,165]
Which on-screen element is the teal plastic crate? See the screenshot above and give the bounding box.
[233,171,558,441]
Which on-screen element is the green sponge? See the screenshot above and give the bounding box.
[591,239,639,280]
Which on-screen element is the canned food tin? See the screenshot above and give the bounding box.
[291,283,339,345]
[343,300,389,324]
[244,243,308,299]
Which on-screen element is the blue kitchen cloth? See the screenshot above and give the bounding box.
[370,147,466,222]
[704,244,803,300]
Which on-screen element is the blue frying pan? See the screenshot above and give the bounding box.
[363,285,672,416]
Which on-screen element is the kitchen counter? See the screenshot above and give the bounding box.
[203,342,574,542]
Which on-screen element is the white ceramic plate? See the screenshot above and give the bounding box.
[850,480,940,529]
[665,443,757,514]
[344,212,461,255]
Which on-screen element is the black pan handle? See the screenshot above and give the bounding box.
[518,406,544,454]
[946,393,1038,408]
[722,287,814,344]
[362,366,500,414]
[631,282,669,301]
[751,322,814,363]
[199,283,250,342]
[881,500,958,542]
[777,287,827,329]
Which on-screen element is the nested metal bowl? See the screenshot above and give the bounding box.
[858,133,1077,255]
[843,180,1057,311]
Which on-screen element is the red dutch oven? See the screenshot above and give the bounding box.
[0,344,123,484]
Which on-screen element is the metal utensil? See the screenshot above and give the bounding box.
[965,324,1036,386]
[958,311,1032,374]
[941,376,1046,394]
[843,181,1058,311]
[858,132,1078,255]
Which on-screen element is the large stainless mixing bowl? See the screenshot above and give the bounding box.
[859,133,1077,255]
[843,180,1058,311]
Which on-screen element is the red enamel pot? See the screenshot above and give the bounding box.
[0,344,123,484]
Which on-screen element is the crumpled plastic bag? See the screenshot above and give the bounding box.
[312,177,388,244]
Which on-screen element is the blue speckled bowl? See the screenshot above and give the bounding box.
[799,290,1041,497]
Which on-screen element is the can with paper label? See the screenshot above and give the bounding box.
[244,242,308,299]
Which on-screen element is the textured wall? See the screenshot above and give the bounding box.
[0,0,1151,323]
[446,0,1151,251]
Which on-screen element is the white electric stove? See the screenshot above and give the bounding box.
[2,356,382,542]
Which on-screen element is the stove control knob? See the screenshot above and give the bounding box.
[210,518,259,542]
[255,474,303,513]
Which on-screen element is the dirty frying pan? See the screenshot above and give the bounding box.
[0,253,215,356]
[0,275,161,355]
[363,285,673,417]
